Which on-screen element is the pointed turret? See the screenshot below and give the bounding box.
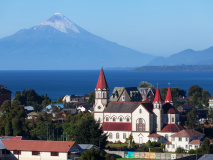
[96,67,109,90]
[153,85,163,132]
[154,85,162,103]
[165,84,173,104]
[94,66,109,124]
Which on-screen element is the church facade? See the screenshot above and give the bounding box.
[93,67,204,152]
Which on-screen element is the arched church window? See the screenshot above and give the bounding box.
[106,117,109,122]
[113,117,116,122]
[139,109,142,113]
[103,92,106,98]
[120,117,123,122]
[126,117,130,122]
[116,133,119,139]
[98,117,101,122]
[123,133,126,139]
[109,133,112,139]
[136,118,146,131]
[98,92,100,98]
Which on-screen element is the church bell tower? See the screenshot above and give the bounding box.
[93,66,109,124]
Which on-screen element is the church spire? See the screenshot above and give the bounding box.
[154,85,162,103]
[165,84,173,103]
[96,66,109,90]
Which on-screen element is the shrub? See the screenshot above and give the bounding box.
[152,142,160,147]
[188,149,196,154]
[175,147,186,153]
[137,144,149,152]
[151,147,163,152]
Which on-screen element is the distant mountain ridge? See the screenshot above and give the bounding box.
[0,13,155,70]
[147,47,213,66]
[134,64,213,72]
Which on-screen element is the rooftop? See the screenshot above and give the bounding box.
[171,129,205,137]
[102,122,132,131]
[2,140,78,152]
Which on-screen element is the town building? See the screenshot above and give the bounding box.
[0,85,12,107]
[209,95,213,109]
[177,105,195,114]
[1,140,81,160]
[62,95,86,103]
[165,129,205,152]
[93,67,205,152]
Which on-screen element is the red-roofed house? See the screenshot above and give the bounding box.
[164,129,205,152]
[93,67,205,146]
[1,140,81,160]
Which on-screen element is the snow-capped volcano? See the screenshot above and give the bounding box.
[35,13,80,33]
[0,13,155,70]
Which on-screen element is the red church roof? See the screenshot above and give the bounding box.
[165,85,173,102]
[153,85,161,102]
[96,67,109,90]
[102,122,132,131]
[161,124,184,132]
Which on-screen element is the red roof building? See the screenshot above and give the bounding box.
[165,85,173,103]
[102,122,132,131]
[171,129,205,137]
[161,124,184,132]
[153,85,161,103]
[96,67,108,90]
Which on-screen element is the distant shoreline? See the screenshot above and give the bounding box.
[133,65,213,72]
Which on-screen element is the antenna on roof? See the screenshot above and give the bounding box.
[168,82,170,86]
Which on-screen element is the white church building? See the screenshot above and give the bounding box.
[93,67,205,152]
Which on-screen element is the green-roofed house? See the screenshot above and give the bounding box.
[110,87,142,102]
[27,112,39,120]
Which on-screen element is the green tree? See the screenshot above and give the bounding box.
[202,90,210,107]
[138,81,156,92]
[80,147,115,160]
[57,97,63,103]
[186,108,197,128]
[202,137,210,154]
[88,91,95,104]
[188,85,203,96]
[70,113,107,149]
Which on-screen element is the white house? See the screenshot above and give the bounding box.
[165,129,205,152]
[93,67,205,149]
[1,140,81,160]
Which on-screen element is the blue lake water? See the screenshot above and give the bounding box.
[0,70,213,100]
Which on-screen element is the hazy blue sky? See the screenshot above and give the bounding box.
[1,0,213,56]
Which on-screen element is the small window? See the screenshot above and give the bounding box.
[116,133,119,139]
[120,117,123,122]
[172,137,175,141]
[109,133,112,139]
[172,117,174,122]
[126,117,130,122]
[179,137,182,141]
[172,144,175,149]
[106,117,109,121]
[32,151,40,156]
[51,152,59,156]
[113,117,116,122]
[186,138,188,141]
[13,150,21,155]
[139,109,142,113]
[167,145,170,148]
[186,145,188,149]
[123,133,126,139]
[195,146,198,149]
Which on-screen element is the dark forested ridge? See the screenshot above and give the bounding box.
[134,65,213,71]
